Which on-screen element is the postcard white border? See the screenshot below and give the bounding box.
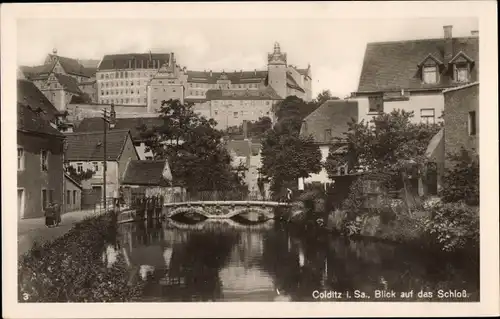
[2,1,498,318]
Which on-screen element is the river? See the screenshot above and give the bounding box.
[116,218,479,302]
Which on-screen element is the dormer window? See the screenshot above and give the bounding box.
[454,63,469,83]
[422,66,438,84]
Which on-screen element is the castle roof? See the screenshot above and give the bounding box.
[98,53,171,71]
[205,87,282,101]
[357,36,479,93]
[186,70,268,85]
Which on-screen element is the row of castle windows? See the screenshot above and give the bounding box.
[99,70,156,80]
[99,98,147,105]
[100,89,145,96]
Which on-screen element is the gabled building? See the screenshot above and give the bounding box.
[20,49,97,111]
[17,79,63,125]
[64,129,140,201]
[352,25,479,124]
[74,114,164,160]
[300,100,359,184]
[121,159,185,202]
[17,101,65,219]
[193,86,282,130]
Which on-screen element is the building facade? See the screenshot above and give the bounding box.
[20,50,97,111]
[146,43,312,112]
[17,103,65,219]
[96,53,172,106]
[64,174,83,212]
[65,129,140,200]
[300,100,358,184]
[352,25,479,125]
[443,82,479,166]
[193,87,282,130]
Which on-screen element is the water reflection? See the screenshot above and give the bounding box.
[117,219,479,302]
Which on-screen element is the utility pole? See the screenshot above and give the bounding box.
[102,108,110,210]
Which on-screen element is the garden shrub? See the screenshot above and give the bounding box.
[422,201,479,252]
[18,214,144,302]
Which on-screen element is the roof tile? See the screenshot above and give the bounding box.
[65,129,131,161]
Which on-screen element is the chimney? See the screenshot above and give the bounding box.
[471,30,479,37]
[110,103,116,129]
[242,120,248,140]
[443,25,453,64]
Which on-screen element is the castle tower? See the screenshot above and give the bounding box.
[147,53,184,112]
[267,42,287,99]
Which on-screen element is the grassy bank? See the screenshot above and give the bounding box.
[18,213,145,302]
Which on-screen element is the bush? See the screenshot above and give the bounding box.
[422,201,479,252]
[18,214,144,302]
[440,148,479,206]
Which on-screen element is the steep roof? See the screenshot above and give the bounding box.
[186,70,268,84]
[301,100,358,144]
[74,117,163,141]
[65,129,132,161]
[54,73,83,94]
[205,87,282,101]
[17,79,61,121]
[47,54,93,77]
[357,36,479,93]
[286,73,305,93]
[20,63,55,80]
[17,103,64,137]
[122,160,171,186]
[98,53,171,71]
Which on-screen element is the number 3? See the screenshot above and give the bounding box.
[22,293,29,301]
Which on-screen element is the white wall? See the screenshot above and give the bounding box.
[67,161,119,197]
[134,142,154,160]
[304,145,331,184]
[355,92,444,124]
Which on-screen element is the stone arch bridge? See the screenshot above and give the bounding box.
[163,201,290,221]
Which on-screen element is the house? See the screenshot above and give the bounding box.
[64,174,83,212]
[17,79,63,126]
[225,124,265,198]
[424,82,479,195]
[121,159,186,203]
[20,49,96,111]
[17,102,65,219]
[64,129,140,203]
[352,25,479,125]
[300,100,359,184]
[74,113,164,160]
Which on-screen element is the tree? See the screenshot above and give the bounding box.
[274,96,320,134]
[139,99,246,192]
[324,110,441,188]
[65,165,95,184]
[439,148,479,206]
[314,89,340,106]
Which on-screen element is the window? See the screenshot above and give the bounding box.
[214,110,218,115]
[145,156,153,160]
[420,108,435,124]
[77,163,83,173]
[42,189,47,210]
[17,147,24,170]
[73,190,76,206]
[368,95,384,113]
[234,112,239,118]
[455,64,469,83]
[468,111,477,136]
[41,150,49,171]
[324,129,332,142]
[153,99,158,104]
[422,66,437,84]
[92,161,98,172]
[67,190,71,205]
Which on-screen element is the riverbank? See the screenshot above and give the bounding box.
[18,213,145,302]
[285,199,479,257]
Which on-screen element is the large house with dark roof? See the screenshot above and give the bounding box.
[64,129,139,201]
[74,114,163,160]
[17,101,66,219]
[20,50,97,110]
[300,100,359,183]
[352,25,479,124]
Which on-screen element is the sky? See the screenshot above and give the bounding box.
[16,11,478,98]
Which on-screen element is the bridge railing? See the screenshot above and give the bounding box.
[174,190,270,203]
